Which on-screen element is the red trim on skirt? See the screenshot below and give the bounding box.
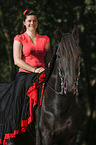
[0,72,45,145]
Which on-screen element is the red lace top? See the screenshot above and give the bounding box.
[14,32,50,73]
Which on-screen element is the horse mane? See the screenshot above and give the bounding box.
[56,26,82,94]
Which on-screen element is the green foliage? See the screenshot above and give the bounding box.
[0,0,96,144]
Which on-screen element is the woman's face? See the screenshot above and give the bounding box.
[23,15,38,32]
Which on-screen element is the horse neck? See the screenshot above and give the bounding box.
[48,61,61,92]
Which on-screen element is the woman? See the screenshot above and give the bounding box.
[0,10,52,145]
[14,10,51,73]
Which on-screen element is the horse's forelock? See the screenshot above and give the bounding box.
[57,32,81,93]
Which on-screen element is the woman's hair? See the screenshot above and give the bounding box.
[20,10,37,34]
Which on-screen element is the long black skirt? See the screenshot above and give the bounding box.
[0,72,46,145]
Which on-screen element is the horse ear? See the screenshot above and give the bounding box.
[72,25,79,41]
[55,27,62,42]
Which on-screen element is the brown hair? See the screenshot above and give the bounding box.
[20,10,37,34]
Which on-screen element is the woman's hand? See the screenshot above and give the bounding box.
[34,67,45,73]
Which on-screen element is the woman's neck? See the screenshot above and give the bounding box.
[26,30,36,39]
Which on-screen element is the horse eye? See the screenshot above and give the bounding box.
[57,55,60,58]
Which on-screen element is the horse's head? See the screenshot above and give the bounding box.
[56,26,82,94]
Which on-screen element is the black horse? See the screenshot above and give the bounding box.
[34,27,83,145]
[14,27,83,145]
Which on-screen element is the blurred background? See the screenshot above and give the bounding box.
[0,0,96,145]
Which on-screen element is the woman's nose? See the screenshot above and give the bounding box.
[31,21,33,24]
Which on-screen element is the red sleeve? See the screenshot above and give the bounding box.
[44,35,50,46]
[14,35,23,45]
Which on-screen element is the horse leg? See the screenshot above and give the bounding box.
[35,107,52,145]
[39,121,53,145]
[39,103,55,145]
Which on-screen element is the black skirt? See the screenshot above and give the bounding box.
[0,72,46,145]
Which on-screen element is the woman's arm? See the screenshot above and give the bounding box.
[13,40,45,73]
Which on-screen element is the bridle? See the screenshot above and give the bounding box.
[47,69,65,95]
[46,44,80,97]
[46,27,81,103]
[46,51,67,95]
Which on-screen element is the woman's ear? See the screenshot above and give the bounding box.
[23,21,26,26]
